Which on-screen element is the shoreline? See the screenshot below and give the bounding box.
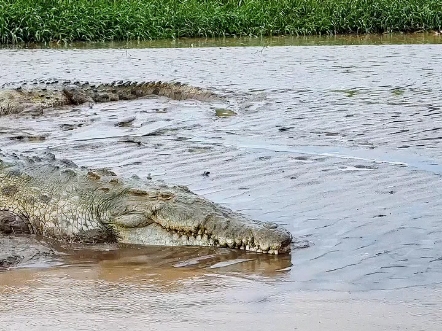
[1,32,441,50]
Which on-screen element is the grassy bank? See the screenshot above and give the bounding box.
[0,0,440,43]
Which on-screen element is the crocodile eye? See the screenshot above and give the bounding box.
[127,188,148,196]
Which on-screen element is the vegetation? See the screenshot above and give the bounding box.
[0,0,440,43]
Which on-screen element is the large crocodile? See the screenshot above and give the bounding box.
[0,153,293,254]
[0,79,222,116]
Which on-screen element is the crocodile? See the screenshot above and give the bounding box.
[0,153,293,254]
[0,79,222,116]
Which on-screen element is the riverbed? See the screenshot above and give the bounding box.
[0,36,441,329]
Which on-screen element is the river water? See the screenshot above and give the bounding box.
[0,35,442,329]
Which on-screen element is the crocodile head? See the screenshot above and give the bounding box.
[111,185,293,255]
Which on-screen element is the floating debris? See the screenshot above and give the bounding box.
[215,108,237,117]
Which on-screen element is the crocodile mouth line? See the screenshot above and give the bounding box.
[118,221,291,255]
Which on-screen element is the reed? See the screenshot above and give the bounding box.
[0,0,440,43]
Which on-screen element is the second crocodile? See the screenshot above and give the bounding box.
[0,80,222,116]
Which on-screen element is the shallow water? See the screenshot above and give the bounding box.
[1,38,442,329]
[3,32,442,49]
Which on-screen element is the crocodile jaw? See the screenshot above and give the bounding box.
[113,186,293,255]
[116,221,292,255]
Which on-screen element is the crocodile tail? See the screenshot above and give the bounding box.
[105,81,220,102]
[144,81,219,101]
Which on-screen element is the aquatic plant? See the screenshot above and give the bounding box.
[0,0,440,43]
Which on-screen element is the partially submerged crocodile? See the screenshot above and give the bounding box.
[0,79,222,115]
[0,153,293,254]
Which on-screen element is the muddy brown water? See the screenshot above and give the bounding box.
[1,36,442,329]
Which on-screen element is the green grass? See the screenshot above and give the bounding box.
[0,0,440,43]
